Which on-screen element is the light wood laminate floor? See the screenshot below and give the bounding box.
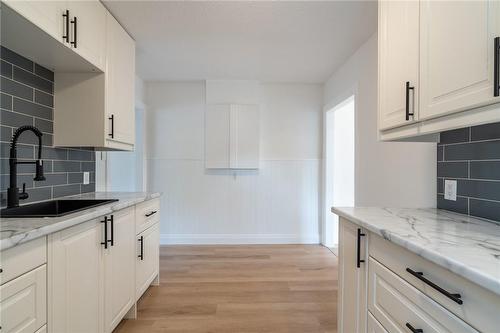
[114,245,338,333]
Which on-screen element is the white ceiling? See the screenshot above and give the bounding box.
[103,1,377,83]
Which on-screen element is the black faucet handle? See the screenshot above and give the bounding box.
[19,183,28,200]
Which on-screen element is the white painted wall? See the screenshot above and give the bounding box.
[323,34,436,244]
[146,81,323,244]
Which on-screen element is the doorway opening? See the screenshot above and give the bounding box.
[324,95,355,250]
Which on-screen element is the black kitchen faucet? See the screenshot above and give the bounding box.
[7,125,46,208]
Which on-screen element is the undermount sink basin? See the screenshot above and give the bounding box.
[0,199,119,218]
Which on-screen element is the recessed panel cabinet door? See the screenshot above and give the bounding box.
[230,104,260,169]
[2,1,66,43]
[378,0,420,130]
[104,207,136,333]
[419,0,500,120]
[338,218,367,333]
[105,11,135,147]
[136,223,160,299]
[49,219,103,333]
[67,0,106,71]
[205,104,231,168]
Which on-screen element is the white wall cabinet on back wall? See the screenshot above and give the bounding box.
[205,104,260,169]
[378,0,500,141]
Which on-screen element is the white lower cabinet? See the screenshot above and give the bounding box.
[368,258,477,333]
[49,218,103,333]
[136,223,160,300]
[338,218,368,333]
[338,216,499,333]
[0,265,46,333]
[367,312,388,333]
[103,207,136,333]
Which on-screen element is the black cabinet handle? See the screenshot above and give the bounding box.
[406,268,462,304]
[70,16,77,48]
[108,215,114,246]
[138,236,144,260]
[405,81,415,121]
[145,211,157,217]
[62,10,70,43]
[100,216,108,249]
[406,323,423,333]
[108,115,114,138]
[356,228,365,268]
[494,37,499,97]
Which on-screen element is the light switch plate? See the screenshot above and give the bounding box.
[444,179,457,201]
[83,172,90,185]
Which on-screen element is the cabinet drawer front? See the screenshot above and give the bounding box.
[368,258,477,333]
[1,237,46,285]
[368,312,388,333]
[135,198,160,234]
[370,234,500,333]
[0,265,47,333]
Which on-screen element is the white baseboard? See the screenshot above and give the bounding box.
[160,233,321,245]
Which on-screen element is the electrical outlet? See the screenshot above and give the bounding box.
[444,179,457,201]
[83,172,90,185]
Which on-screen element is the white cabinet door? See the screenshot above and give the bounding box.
[49,219,104,333]
[105,11,135,147]
[3,1,67,43]
[378,0,420,130]
[136,223,160,299]
[104,207,136,333]
[67,0,106,71]
[0,265,46,333]
[420,0,500,120]
[230,104,260,169]
[205,104,231,168]
[338,218,367,333]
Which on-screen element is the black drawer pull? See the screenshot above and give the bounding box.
[62,10,70,43]
[405,81,415,121]
[138,236,144,260]
[100,217,108,249]
[108,114,114,138]
[406,323,423,333]
[356,228,365,268]
[145,210,157,217]
[108,215,114,247]
[406,268,463,305]
[70,16,77,48]
[494,37,499,97]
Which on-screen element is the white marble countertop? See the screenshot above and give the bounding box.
[332,207,500,296]
[1,192,161,251]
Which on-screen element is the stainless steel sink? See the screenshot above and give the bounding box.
[0,199,119,218]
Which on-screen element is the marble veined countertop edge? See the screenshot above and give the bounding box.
[332,206,500,296]
[0,192,162,251]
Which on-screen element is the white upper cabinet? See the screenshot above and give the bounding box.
[378,0,500,141]
[2,0,106,72]
[378,0,420,130]
[67,0,107,71]
[205,104,260,169]
[205,104,231,169]
[419,0,500,120]
[2,0,66,42]
[105,11,135,148]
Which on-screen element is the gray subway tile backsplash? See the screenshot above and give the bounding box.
[1,77,33,100]
[0,47,95,206]
[437,121,500,222]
